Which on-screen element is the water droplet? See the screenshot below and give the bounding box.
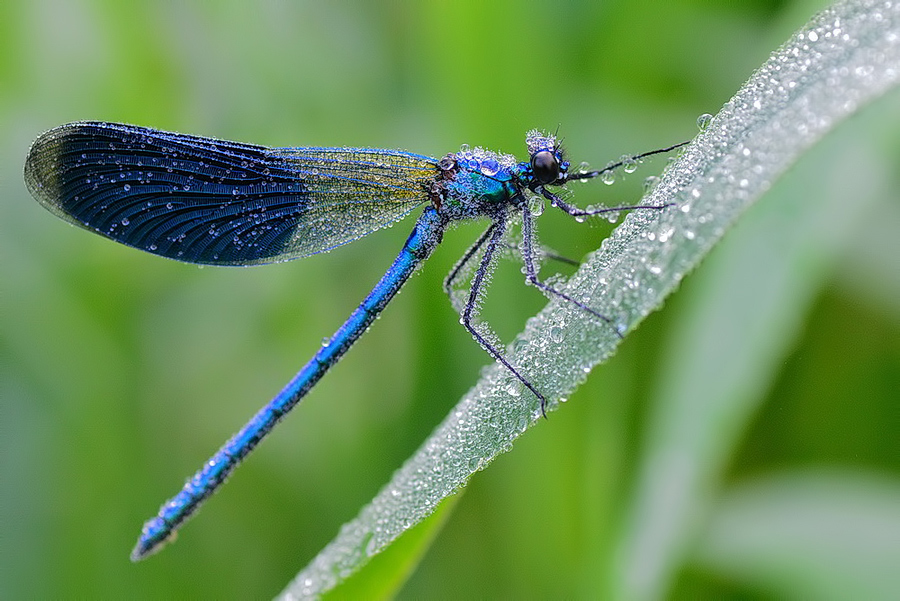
[363,531,379,556]
[480,158,499,176]
[696,113,713,130]
[516,415,528,432]
[123,183,131,192]
[600,170,616,185]
[622,157,638,173]
[549,325,564,343]
[459,143,470,152]
[120,217,129,226]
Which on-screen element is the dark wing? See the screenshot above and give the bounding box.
[24,121,438,265]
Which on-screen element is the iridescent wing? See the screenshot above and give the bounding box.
[24,121,438,265]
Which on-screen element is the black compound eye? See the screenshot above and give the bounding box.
[531,150,560,185]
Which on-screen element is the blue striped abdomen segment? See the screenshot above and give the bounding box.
[131,206,446,560]
[24,122,438,265]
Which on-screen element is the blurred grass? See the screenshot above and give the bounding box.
[2,0,898,599]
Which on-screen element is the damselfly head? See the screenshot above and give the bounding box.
[525,129,568,187]
[531,150,561,185]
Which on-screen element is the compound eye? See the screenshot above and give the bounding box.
[531,150,560,185]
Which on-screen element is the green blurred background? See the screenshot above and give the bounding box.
[3,0,898,598]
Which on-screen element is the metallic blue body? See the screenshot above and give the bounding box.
[132,206,446,558]
[23,121,667,560]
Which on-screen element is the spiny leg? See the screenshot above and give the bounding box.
[547,139,689,218]
[460,217,548,414]
[535,247,579,268]
[444,227,580,291]
[518,201,622,339]
[528,183,677,338]
[541,187,673,218]
[501,240,579,268]
[443,226,494,298]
